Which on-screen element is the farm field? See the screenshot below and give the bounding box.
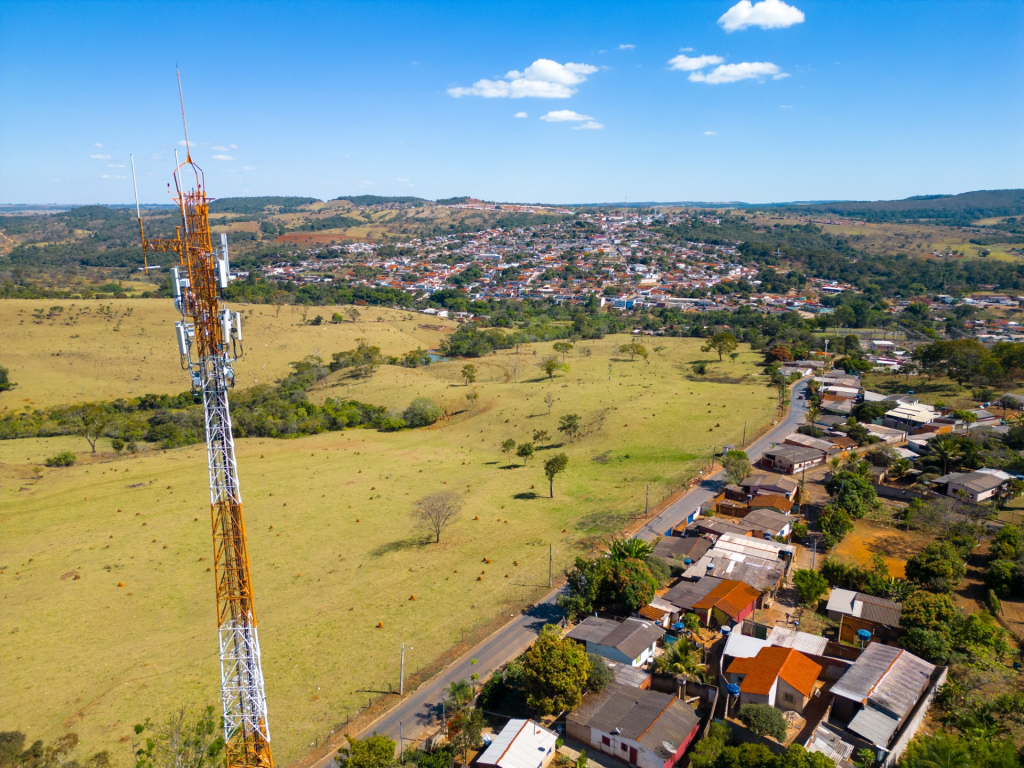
[0,323,776,767]
[0,300,456,410]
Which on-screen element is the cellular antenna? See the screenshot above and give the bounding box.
[177,67,192,163]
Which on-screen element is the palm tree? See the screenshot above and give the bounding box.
[915,734,971,768]
[889,458,912,481]
[446,678,474,710]
[930,435,965,475]
[606,537,654,561]
[654,639,705,683]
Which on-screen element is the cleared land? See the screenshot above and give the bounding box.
[0,300,455,410]
[0,314,776,767]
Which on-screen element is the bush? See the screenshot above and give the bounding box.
[377,416,407,432]
[45,451,77,467]
[402,397,441,428]
[738,703,788,741]
[586,653,613,692]
[793,569,830,606]
[906,541,967,592]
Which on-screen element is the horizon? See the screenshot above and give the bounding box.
[1,0,1022,205]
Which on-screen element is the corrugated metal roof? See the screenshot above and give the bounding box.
[832,642,935,732]
[831,643,903,702]
[598,618,665,659]
[767,626,828,656]
[664,576,723,610]
[806,722,855,764]
[477,720,558,768]
[653,536,711,563]
[847,706,900,747]
[723,633,770,660]
[718,533,795,556]
[855,594,902,627]
[826,588,859,616]
[566,617,620,644]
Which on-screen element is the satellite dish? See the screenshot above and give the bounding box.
[662,742,676,754]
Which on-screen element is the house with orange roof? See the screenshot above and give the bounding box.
[690,579,761,629]
[725,647,823,714]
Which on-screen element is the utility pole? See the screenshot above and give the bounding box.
[645,485,650,517]
[399,643,405,695]
[742,421,747,445]
[811,535,818,570]
[399,721,404,763]
[549,543,553,588]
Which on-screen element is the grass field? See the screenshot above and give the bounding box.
[0,300,457,410]
[0,308,776,767]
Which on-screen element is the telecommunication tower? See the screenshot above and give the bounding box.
[131,73,274,768]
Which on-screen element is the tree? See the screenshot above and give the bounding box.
[553,341,574,362]
[460,364,477,386]
[618,342,648,362]
[338,733,395,768]
[131,706,223,768]
[544,454,569,498]
[558,414,582,443]
[448,708,484,763]
[557,557,609,621]
[402,397,441,428]
[57,403,111,454]
[738,704,788,741]
[110,438,126,457]
[605,558,658,611]
[606,537,654,561]
[532,429,550,445]
[501,438,517,463]
[0,365,14,392]
[330,338,383,380]
[445,679,474,710]
[412,490,462,543]
[2,732,110,768]
[721,450,752,485]
[691,361,708,376]
[540,356,568,380]
[45,451,77,467]
[585,654,613,692]
[906,541,967,592]
[521,624,592,714]
[701,332,738,362]
[331,312,344,324]
[516,442,534,466]
[793,569,829,606]
[544,393,555,415]
[653,638,704,682]
[346,308,361,323]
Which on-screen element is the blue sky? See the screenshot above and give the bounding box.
[1,0,1022,205]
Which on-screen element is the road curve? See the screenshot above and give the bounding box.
[309,380,809,766]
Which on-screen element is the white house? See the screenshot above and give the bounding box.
[477,720,558,768]
[565,617,665,667]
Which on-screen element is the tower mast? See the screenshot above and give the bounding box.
[134,78,274,768]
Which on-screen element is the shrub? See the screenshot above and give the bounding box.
[45,451,77,467]
[402,397,441,428]
[793,569,830,606]
[906,541,967,592]
[738,703,788,741]
[586,653,613,692]
[377,416,407,432]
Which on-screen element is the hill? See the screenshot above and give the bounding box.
[776,189,1024,224]
[0,307,775,766]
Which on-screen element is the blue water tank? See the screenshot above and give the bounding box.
[726,684,741,696]
[857,629,872,641]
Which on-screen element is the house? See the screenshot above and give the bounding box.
[724,647,823,713]
[663,576,726,615]
[690,579,761,628]
[784,433,843,456]
[566,683,701,768]
[722,632,770,664]
[766,626,829,657]
[566,617,665,667]
[477,720,559,768]
[599,658,653,689]
[931,468,1012,504]
[740,473,800,500]
[761,445,826,474]
[862,423,908,445]
[744,508,794,540]
[652,536,712,567]
[825,589,903,645]
[748,494,795,515]
[638,597,683,628]
[829,643,942,766]
[883,403,936,431]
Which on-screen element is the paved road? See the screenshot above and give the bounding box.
[309,379,809,766]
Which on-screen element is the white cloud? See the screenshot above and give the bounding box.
[618,43,635,50]
[107,163,126,168]
[242,166,255,171]
[90,154,112,160]
[668,53,724,71]
[514,111,529,118]
[93,142,103,148]
[688,61,785,84]
[101,174,127,179]
[704,131,716,135]
[572,121,604,130]
[679,47,694,52]
[212,145,229,151]
[719,0,805,31]
[448,58,598,98]
[780,104,793,108]
[212,154,235,161]
[540,110,593,122]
